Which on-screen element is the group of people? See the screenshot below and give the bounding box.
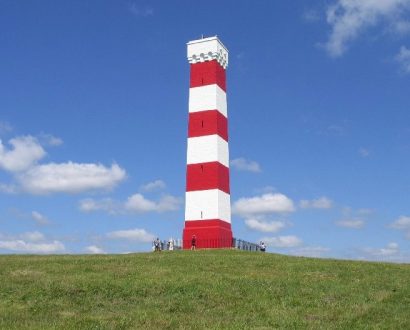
[153,238,175,252]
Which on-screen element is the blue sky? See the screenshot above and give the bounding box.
[0,0,409,261]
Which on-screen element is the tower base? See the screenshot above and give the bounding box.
[183,219,233,249]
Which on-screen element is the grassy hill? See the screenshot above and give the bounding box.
[0,250,409,329]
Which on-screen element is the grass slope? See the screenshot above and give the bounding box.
[0,250,409,329]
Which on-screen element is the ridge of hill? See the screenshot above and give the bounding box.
[0,249,409,329]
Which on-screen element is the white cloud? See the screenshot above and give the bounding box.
[336,219,365,229]
[0,136,46,172]
[359,147,371,157]
[17,162,126,194]
[129,3,154,17]
[337,206,372,229]
[80,193,181,214]
[324,0,410,57]
[232,193,295,216]
[125,194,156,212]
[155,195,181,212]
[107,228,155,242]
[365,242,400,256]
[230,158,261,173]
[31,211,51,225]
[125,194,180,213]
[245,218,286,233]
[396,46,410,73]
[391,215,410,229]
[391,216,410,239]
[85,245,106,254]
[0,182,17,194]
[392,20,410,33]
[0,134,127,195]
[79,198,118,214]
[38,133,63,147]
[0,240,65,253]
[20,231,46,242]
[359,242,410,262]
[300,197,333,209]
[261,235,303,248]
[140,180,166,192]
[0,232,65,253]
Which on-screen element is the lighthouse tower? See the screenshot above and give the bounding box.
[183,36,233,249]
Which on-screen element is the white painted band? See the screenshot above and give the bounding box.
[189,85,227,117]
[185,189,231,223]
[187,135,229,167]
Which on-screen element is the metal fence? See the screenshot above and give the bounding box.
[182,238,233,249]
[153,238,262,251]
[232,238,261,251]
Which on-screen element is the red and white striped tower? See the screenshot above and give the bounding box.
[183,36,233,249]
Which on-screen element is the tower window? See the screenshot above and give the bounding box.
[201,165,203,172]
[200,211,203,219]
[201,120,204,128]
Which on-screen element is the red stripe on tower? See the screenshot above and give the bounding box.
[183,36,233,249]
[186,162,230,194]
[188,110,228,141]
[190,60,226,91]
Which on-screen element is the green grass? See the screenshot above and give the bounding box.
[0,250,409,329]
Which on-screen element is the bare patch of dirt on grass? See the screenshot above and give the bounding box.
[58,311,76,318]
[304,271,337,280]
[10,269,44,277]
[372,290,393,302]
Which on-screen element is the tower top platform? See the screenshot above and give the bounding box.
[187,36,228,69]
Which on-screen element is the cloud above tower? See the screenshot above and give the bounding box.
[299,197,333,209]
[230,158,261,173]
[323,0,410,57]
[0,231,65,254]
[244,218,286,233]
[232,193,295,216]
[0,136,46,172]
[17,162,126,195]
[79,189,181,214]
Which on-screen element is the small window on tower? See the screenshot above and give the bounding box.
[201,120,204,128]
[201,165,204,172]
[200,211,203,219]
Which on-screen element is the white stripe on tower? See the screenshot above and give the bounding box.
[189,85,227,117]
[186,135,229,168]
[185,189,231,223]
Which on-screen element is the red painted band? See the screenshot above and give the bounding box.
[184,219,232,229]
[183,219,233,249]
[190,60,226,91]
[186,161,230,194]
[188,110,228,141]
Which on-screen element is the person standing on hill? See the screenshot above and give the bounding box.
[154,238,161,252]
[168,238,174,251]
[260,241,266,252]
[191,235,196,250]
